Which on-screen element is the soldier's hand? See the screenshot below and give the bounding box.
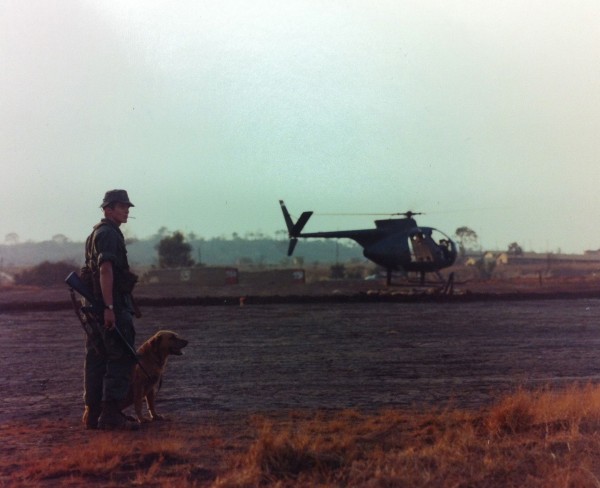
[104,309,116,330]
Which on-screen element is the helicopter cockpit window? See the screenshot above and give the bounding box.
[439,239,452,261]
[409,228,456,264]
[410,230,435,262]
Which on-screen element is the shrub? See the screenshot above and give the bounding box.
[14,261,75,287]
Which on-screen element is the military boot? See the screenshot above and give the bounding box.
[97,401,139,431]
[82,404,102,430]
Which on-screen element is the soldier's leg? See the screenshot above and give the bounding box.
[83,337,105,429]
[98,311,137,430]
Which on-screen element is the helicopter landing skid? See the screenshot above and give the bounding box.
[386,271,457,295]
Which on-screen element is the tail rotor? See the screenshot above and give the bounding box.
[279,200,313,256]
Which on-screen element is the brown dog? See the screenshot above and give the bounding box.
[120,330,188,423]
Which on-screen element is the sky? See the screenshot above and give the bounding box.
[2,0,600,253]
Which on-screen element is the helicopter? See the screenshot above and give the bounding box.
[279,200,458,287]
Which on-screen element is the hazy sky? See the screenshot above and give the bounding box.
[2,0,600,253]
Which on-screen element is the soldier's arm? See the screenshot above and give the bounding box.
[99,260,115,329]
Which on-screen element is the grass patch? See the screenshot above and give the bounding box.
[5,384,600,487]
[216,384,600,487]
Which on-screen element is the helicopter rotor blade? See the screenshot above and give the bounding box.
[279,200,294,232]
[287,238,299,256]
[317,211,424,218]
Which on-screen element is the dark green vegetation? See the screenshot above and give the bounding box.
[0,232,363,268]
[13,261,75,286]
[156,231,196,268]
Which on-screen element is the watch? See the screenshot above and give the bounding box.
[106,304,114,310]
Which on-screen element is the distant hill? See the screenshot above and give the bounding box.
[0,236,364,269]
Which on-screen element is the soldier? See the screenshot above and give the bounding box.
[82,189,139,430]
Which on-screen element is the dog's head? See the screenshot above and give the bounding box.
[149,330,188,357]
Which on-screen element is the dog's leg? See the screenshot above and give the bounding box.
[133,383,152,423]
[146,388,165,421]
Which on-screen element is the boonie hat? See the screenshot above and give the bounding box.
[101,189,135,208]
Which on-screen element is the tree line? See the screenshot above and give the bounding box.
[2,226,528,269]
[0,231,365,268]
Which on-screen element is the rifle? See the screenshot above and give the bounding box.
[65,271,150,378]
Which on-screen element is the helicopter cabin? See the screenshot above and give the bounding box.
[409,229,454,265]
[410,230,438,262]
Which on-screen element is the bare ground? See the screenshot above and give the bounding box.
[2,279,600,486]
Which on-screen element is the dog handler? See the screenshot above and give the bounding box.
[82,189,139,430]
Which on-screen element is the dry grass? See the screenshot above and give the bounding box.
[215,384,600,487]
[0,422,222,487]
[5,385,600,487]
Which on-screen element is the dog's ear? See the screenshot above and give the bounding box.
[150,334,163,354]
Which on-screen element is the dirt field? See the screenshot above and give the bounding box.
[3,282,600,485]
[4,296,600,425]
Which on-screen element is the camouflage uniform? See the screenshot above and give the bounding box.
[83,192,137,429]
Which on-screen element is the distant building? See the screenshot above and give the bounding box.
[464,251,600,266]
[141,267,306,286]
[142,267,238,285]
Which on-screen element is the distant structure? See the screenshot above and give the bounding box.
[464,250,600,279]
[141,267,305,286]
[142,267,238,285]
